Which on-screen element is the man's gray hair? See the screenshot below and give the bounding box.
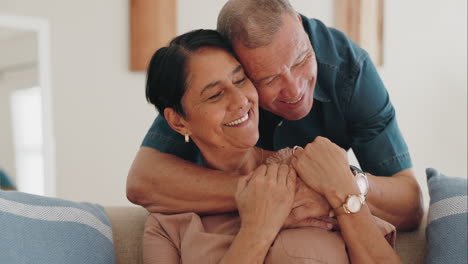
[217,0,296,48]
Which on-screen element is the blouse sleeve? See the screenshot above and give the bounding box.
[143,214,181,264]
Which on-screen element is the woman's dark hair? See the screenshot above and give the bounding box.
[146,29,234,117]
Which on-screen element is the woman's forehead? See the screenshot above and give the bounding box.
[185,48,241,92]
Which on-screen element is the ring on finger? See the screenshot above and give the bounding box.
[292,145,300,154]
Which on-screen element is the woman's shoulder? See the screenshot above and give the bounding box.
[264,147,293,165]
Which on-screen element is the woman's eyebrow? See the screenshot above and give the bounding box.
[200,65,243,96]
[231,65,242,75]
[200,80,222,96]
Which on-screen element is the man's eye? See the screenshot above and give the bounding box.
[294,56,307,67]
[266,77,277,85]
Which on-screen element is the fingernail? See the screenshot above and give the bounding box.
[327,223,333,229]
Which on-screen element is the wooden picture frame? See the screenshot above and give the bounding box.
[335,0,384,66]
[130,0,176,71]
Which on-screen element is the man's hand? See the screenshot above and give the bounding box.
[291,137,358,209]
[283,178,334,230]
[291,137,423,231]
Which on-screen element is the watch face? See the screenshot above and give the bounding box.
[356,175,368,195]
[346,195,362,213]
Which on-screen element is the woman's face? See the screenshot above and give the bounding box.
[181,47,259,152]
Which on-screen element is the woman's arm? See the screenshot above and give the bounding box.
[143,215,181,264]
[325,182,402,264]
[336,205,402,263]
[292,138,402,264]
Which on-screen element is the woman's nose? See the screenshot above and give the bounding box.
[228,88,249,112]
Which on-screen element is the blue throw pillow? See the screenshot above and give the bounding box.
[0,169,16,190]
[0,191,115,264]
[425,168,467,264]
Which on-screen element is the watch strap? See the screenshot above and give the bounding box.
[334,204,351,216]
[350,165,368,197]
[333,194,365,216]
[350,165,364,176]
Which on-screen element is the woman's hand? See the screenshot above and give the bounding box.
[283,178,334,229]
[236,163,296,240]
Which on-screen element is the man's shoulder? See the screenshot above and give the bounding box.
[301,15,367,70]
[142,114,183,150]
[141,115,203,164]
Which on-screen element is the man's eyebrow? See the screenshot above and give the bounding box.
[253,48,312,84]
[294,47,311,63]
[200,65,243,95]
[255,74,276,84]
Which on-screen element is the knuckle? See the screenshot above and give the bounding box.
[279,163,289,172]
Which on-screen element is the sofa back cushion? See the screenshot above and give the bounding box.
[0,191,115,264]
[425,168,467,264]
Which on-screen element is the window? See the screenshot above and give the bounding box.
[10,86,44,195]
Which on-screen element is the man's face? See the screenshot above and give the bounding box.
[233,14,318,120]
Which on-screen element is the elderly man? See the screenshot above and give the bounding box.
[127,0,422,231]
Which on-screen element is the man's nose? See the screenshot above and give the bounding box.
[280,73,301,99]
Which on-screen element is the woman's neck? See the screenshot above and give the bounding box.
[201,146,264,175]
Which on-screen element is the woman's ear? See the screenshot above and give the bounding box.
[164,108,190,136]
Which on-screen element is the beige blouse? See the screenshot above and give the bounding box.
[143,148,396,264]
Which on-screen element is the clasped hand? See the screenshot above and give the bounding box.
[236,163,296,238]
[236,137,354,233]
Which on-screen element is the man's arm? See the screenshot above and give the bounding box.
[127,147,333,231]
[127,147,239,214]
[365,169,424,231]
[342,54,423,230]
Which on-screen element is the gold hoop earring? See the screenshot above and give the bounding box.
[185,134,190,143]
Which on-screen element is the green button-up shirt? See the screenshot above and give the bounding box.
[142,16,412,177]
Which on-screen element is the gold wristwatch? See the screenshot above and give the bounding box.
[333,166,368,216]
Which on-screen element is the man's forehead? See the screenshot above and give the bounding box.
[236,35,308,80]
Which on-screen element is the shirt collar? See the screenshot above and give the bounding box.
[313,80,332,103]
[301,15,332,103]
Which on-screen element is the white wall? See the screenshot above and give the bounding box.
[0,0,152,205]
[380,0,467,205]
[0,0,465,206]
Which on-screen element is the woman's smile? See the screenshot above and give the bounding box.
[224,108,253,127]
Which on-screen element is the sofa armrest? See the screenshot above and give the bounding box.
[105,206,148,264]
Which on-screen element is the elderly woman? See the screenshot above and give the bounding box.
[142,29,400,264]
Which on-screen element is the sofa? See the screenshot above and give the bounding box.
[1,168,466,263]
[106,206,427,264]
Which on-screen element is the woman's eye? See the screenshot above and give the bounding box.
[208,91,222,100]
[234,77,246,85]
